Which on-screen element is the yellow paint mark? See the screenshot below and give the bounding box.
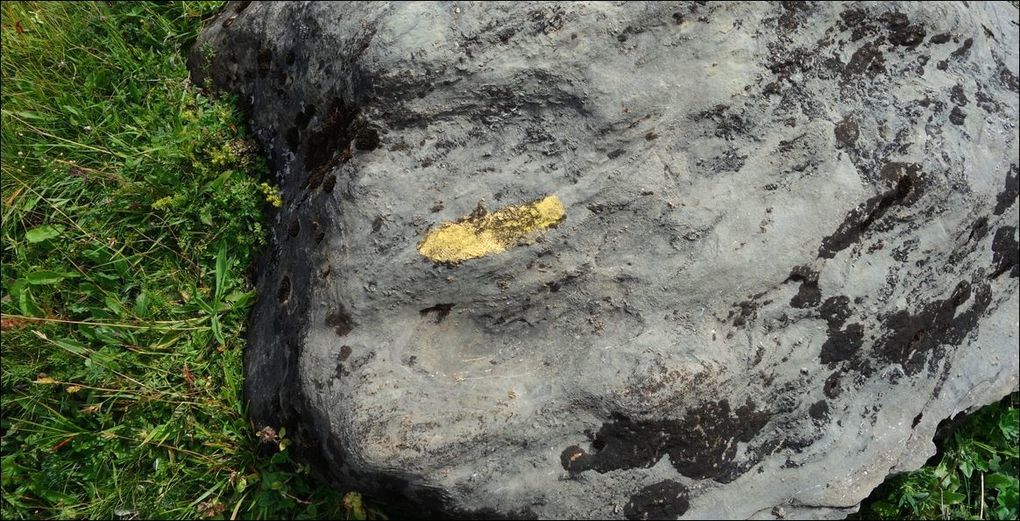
[417,195,566,263]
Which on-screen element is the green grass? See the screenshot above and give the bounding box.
[0,2,1016,520]
[0,2,360,519]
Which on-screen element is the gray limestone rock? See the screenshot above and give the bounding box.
[189,1,1019,519]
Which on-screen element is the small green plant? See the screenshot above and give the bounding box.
[855,393,1019,520]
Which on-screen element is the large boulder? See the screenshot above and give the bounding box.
[190,2,1019,518]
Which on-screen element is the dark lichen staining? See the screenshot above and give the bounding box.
[949,106,966,125]
[326,308,354,337]
[560,399,770,482]
[692,104,748,140]
[322,174,336,193]
[607,148,626,160]
[833,118,859,149]
[823,370,842,399]
[312,220,325,244]
[844,42,886,79]
[305,98,363,172]
[419,303,455,323]
[875,280,992,376]
[990,226,1018,279]
[975,88,1001,113]
[277,276,291,304]
[884,12,926,47]
[339,345,353,362]
[818,296,865,365]
[808,400,830,421]
[295,104,316,129]
[818,164,921,258]
[624,480,690,521]
[950,84,968,106]
[838,7,877,42]
[285,126,300,150]
[257,47,272,77]
[355,127,380,151]
[819,295,852,328]
[993,164,1018,216]
[787,265,821,309]
[999,66,1019,93]
[950,38,973,60]
[730,300,760,326]
[968,217,989,243]
[929,32,952,44]
[820,324,864,365]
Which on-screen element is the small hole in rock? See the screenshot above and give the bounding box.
[288,218,300,237]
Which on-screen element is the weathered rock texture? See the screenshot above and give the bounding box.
[190,1,1019,518]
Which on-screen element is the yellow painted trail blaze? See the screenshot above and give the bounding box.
[417,195,566,263]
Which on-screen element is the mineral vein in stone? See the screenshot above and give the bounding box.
[417,195,565,263]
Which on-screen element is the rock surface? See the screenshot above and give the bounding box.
[190,1,1020,518]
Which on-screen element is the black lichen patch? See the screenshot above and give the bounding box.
[305,98,363,172]
[820,323,864,364]
[834,118,859,149]
[969,216,990,243]
[950,84,969,106]
[818,164,920,258]
[277,276,291,304]
[950,38,973,60]
[730,300,759,326]
[624,480,690,521]
[884,12,926,47]
[1000,66,1019,93]
[808,400,830,421]
[819,296,864,365]
[326,307,354,337]
[560,399,770,482]
[322,174,336,193]
[949,106,966,125]
[823,370,842,398]
[993,164,1018,216]
[295,104,316,129]
[692,104,748,140]
[990,226,1018,279]
[257,46,272,77]
[607,148,626,160]
[844,41,886,79]
[819,295,852,329]
[787,265,821,309]
[355,127,380,151]
[874,280,992,376]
